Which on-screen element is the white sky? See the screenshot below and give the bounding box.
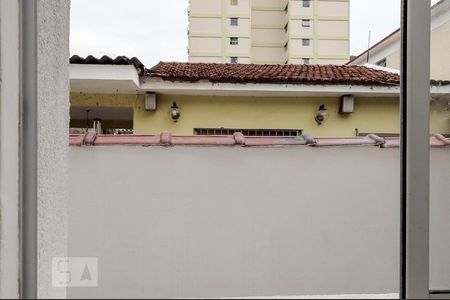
[70,0,440,67]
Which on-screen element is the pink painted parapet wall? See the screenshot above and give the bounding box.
[69,132,450,148]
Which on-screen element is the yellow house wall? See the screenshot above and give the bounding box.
[70,92,450,137]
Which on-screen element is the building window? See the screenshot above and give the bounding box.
[194,128,303,137]
[302,19,311,27]
[230,37,239,45]
[230,0,238,5]
[302,39,310,46]
[303,0,311,8]
[230,57,238,64]
[230,18,238,26]
[376,58,387,67]
[303,58,311,65]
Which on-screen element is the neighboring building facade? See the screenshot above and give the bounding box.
[188,0,350,65]
[69,57,450,138]
[347,0,450,80]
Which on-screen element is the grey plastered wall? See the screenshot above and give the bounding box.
[67,145,417,299]
[0,0,20,297]
[37,0,71,298]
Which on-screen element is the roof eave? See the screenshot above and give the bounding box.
[141,77,402,97]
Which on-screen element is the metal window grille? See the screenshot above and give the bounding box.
[230,37,239,45]
[194,128,303,137]
[230,57,238,64]
[230,18,238,26]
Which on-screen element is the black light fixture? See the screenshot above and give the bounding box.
[170,102,180,122]
[315,104,328,125]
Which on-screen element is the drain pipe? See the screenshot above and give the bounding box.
[20,0,38,298]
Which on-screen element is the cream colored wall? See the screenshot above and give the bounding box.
[252,0,288,10]
[317,20,349,37]
[189,0,350,64]
[226,0,251,15]
[189,56,223,63]
[189,37,222,54]
[226,18,251,35]
[430,21,450,80]
[289,39,314,56]
[252,10,286,27]
[317,0,349,18]
[317,58,349,65]
[251,47,286,64]
[226,37,251,54]
[318,39,349,56]
[189,18,222,34]
[288,0,349,64]
[384,22,450,80]
[190,0,222,15]
[386,51,401,70]
[252,28,286,44]
[289,0,314,17]
[71,92,450,136]
[289,19,314,36]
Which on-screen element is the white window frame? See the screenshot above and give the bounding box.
[230,57,238,64]
[399,1,449,299]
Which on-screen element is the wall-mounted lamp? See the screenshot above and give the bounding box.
[315,105,328,125]
[170,102,181,122]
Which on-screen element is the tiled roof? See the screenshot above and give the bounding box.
[69,132,450,148]
[69,57,450,86]
[146,62,404,86]
[70,55,145,75]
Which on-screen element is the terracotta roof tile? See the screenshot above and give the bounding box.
[146,62,403,86]
[70,55,145,75]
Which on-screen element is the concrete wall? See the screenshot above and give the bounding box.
[67,145,450,298]
[37,0,71,298]
[0,1,20,297]
[70,92,450,137]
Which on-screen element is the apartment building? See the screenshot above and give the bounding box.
[188,0,350,65]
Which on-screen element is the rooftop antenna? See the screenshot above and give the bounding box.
[366,30,372,63]
[86,109,91,129]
